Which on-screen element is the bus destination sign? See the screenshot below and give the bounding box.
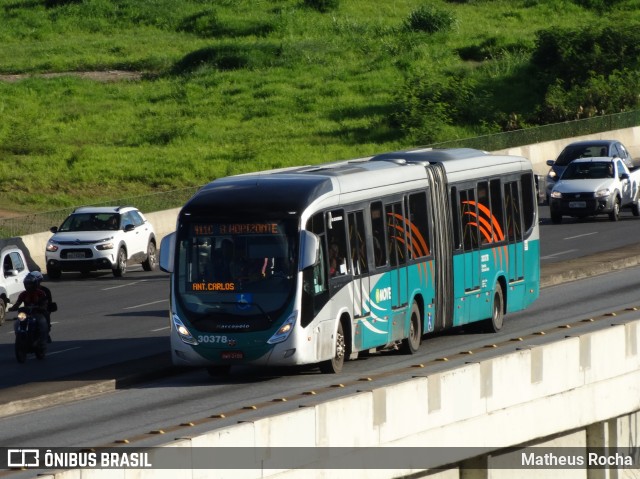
[192,223,281,236]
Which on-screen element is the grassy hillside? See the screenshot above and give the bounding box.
[0,0,638,213]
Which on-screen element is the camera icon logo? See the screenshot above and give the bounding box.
[7,449,40,468]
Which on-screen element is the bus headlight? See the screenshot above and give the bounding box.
[172,314,198,345]
[267,311,297,345]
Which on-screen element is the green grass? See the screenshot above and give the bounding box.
[0,0,638,213]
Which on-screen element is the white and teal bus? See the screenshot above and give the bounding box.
[159,148,540,375]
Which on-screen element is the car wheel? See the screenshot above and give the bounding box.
[551,212,562,224]
[142,241,158,271]
[609,197,620,221]
[400,301,422,354]
[112,248,127,277]
[319,320,346,374]
[632,196,640,217]
[0,297,5,326]
[46,265,61,280]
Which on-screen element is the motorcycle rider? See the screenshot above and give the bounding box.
[30,271,56,343]
[10,272,49,347]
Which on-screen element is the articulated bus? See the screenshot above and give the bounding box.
[159,148,540,375]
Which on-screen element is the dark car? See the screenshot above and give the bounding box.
[545,140,634,203]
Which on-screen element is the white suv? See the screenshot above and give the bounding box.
[45,206,157,279]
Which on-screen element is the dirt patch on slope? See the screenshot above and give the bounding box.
[0,70,144,83]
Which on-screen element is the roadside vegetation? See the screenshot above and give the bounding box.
[0,0,639,213]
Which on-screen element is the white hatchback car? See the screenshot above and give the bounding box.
[45,206,157,278]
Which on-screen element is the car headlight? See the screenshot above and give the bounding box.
[172,314,198,345]
[548,170,557,180]
[96,242,115,251]
[267,311,297,345]
[550,191,563,199]
[595,188,611,198]
[46,243,59,252]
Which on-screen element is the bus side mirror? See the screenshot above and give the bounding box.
[159,232,176,273]
[299,230,319,270]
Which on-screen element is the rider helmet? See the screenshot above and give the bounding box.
[23,272,39,291]
[30,271,44,283]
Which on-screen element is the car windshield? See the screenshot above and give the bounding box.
[555,144,609,166]
[58,213,120,232]
[561,162,613,180]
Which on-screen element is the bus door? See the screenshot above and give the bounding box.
[363,202,392,349]
[386,201,409,339]
[347,210,370,333]
[327,210,351,296]
[459,188,481,297]
[504,181,524,283]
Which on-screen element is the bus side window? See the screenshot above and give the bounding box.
[450,187,462,250]
[504,182,522,241]
[327,209,349,277]
[460,189,479,251]
[386,202,406,267]
[370,202,387,268]
[490,179,505,242]
[348,211,368,276]
[302,213,330,327]
[520,172,535,233]
[407,192,430,258]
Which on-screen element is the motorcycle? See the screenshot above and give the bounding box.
[14,307,47,363]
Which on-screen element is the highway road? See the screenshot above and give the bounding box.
[2,203,640,389]
[0,203,640,475]
[2,260,640,451]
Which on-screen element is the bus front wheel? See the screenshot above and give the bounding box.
[400,301,422,354]
[319,321,345,374]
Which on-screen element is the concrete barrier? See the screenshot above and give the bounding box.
[493,126,640,176]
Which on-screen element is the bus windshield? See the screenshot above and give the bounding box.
[175,220,298,323]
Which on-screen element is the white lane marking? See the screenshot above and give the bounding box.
[564,232,598,240]
[151,326,170,332]
[123,299,168,310]
[47,347,82,356]
[102,280,146,291]
[541,249,578,260]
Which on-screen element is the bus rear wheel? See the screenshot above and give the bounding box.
[319,321,345,374]
[400,301,422,354]
[486,286,504,333]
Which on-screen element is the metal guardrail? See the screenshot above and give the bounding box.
[1,110,639,238]
[429,110,640,151]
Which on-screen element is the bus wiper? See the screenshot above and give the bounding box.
[193,300,273,322]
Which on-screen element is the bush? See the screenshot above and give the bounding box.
[405,4,456,34]
[537,69,640,123]
[303,0,339,13]
[531,25,640,86]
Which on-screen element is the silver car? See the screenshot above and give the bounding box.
[545,140,634,203]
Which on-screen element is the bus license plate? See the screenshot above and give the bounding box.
[221,351,243,360]
[569,201,586,208]
[67,252,85,259]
